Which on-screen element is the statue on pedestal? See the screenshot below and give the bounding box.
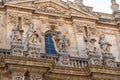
[84,32,97,52]
[25,23,41,58]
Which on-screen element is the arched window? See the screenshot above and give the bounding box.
[45,31,57,54]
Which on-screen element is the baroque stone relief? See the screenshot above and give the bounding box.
[98,34,112,53]
[27,23,41,44]
[8,12,17,23]
[23,15,32,25]
[36,3,67,15]
[53,31,70,54]
[11,23,24,43]
[12,72,24,80]
[31,74,42,80]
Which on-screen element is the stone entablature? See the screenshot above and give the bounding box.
[0,55,120,80]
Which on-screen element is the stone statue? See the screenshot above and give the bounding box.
[74,0,83,6]
[27,23,41,44]
[98,34,112,53]
[27,23,35,38]
[53,31,70,53]
[111,0,119,12]
[84,32,97,51]
[12,23,23,42]
[58,33,69,53]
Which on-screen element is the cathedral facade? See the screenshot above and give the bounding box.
[0,0,120,80]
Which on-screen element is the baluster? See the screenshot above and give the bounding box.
[81,61,84,68]
[78,61,81,68]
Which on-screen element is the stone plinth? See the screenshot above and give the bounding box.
[102,53,116,67]
[58,53,70,66]
[87,51,102,66]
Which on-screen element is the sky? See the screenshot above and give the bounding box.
[63,0,120,14]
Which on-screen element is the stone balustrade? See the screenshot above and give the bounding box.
[70,57,88,68]
[0,49,120,68]
[0,49,11,55]
[40,54,59,63]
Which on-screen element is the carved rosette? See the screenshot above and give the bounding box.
[8,13,17,23]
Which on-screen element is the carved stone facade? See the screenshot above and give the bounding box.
[0,0,120,80]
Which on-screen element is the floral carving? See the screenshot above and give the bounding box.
[37,4,66,15]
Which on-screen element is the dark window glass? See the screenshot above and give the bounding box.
[45,33,57,54]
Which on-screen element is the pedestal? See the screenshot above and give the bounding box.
[27,44,41,58]
[58,52,70,66]
[102,53,116,67]
[11,42,24,57]
[87,51,102,66]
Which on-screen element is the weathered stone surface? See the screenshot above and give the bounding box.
[0,0,119,80]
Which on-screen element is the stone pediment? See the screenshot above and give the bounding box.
[5,0,98,19]
[35,1,69,16]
